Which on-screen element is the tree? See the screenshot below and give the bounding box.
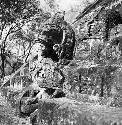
[0,0,44,79]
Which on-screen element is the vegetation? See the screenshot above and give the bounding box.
[0,0,50,79]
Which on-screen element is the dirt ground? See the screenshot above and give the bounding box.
[0,92,30,125]
[0,91,122,125]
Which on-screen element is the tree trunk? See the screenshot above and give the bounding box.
[100,75,105,97]
[1,48,5,79]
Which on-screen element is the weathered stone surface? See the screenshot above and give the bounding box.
[37,98,122,125]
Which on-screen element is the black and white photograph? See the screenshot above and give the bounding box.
[0,0,122,124]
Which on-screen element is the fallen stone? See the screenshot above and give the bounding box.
[33,98,122,125]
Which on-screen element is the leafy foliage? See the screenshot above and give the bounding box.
[0,0,51,79]
[0,0,42,24]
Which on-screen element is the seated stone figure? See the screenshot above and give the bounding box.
[19,87,65,117]
[38,12,76,65]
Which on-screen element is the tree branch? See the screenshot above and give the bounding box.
[25,42,36,62]
[10,19,31,35]
[25,41,32,62]
[0,22,6,41]
[0,25,14,79]
[3,26,13,47]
